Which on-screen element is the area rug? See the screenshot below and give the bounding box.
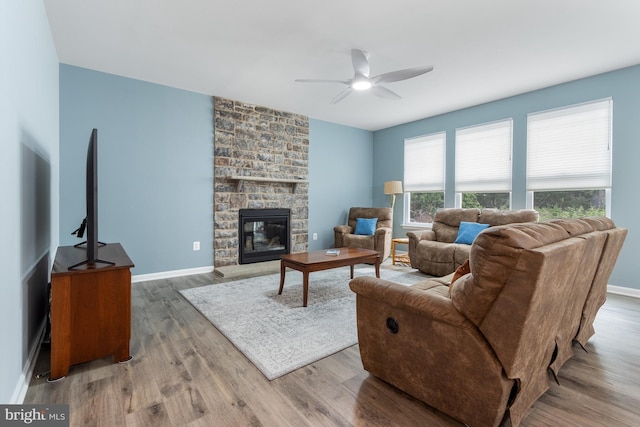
[179,266,427,380]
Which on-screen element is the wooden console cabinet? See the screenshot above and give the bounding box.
[50,243,134,380]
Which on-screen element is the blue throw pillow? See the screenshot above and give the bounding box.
[354,218,378,236]
[454,221,490,245]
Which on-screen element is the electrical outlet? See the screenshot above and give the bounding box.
[312,233,318,240]
[193,241,200,251]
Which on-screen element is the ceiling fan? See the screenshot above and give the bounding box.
[295,49,434,104]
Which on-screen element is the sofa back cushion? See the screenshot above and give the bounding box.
[432,208,480,243]
[347,207,392,231]
[449,222,590,380]
[431,208,538,243]
[449,222,569,325]
[478,208,539,226]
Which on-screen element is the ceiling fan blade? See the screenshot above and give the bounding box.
[330,87,353,104]
[295,78,350,85]
[351,49,370,77]
[372,66,434,84]
[370,85,401,100]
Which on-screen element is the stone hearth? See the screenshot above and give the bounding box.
[213,97,309,267]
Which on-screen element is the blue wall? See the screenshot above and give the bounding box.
[308,120,374,250]
[59,65,213,275]
[0,0,59,403]
[373,65,640,290]
[59,68,377,273]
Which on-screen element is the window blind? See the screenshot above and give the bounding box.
[455,119,512,192]
[527,99,612,191]
[404,132,446,192]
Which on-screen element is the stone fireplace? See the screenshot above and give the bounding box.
[213,97,309,268]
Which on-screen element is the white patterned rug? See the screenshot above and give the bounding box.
[179,265,427,380]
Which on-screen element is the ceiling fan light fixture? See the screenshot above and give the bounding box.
[352,79,372,91]
[295,49,433,104]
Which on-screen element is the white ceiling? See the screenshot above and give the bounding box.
[44,0,640,131]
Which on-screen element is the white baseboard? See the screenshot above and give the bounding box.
[11,319,46,404]
[607,284,640,299]
[132,266,214,283]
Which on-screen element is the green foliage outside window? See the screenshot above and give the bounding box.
[408,189,605,224]
[534,190,606,221]
[409,192,444,223]
[461,193,510,210]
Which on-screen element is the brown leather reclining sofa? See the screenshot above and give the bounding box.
[407,208,539,276]
[349,217,626,427]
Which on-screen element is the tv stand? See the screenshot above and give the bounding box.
[49,243,134,380]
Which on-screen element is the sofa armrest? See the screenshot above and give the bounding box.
[374,227,392,260]
[333,225,352,248]
[334,225,352,234]
[407,229,436,269]
[348,275,513,427]
[349,276,470,328]
[374,226,391,237]
[407,229,436,242]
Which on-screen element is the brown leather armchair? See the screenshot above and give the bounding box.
[334,207,393,261]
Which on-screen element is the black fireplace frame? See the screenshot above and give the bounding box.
[238,208,291,264]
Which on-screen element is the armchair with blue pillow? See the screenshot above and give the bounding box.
[334,207,393,261]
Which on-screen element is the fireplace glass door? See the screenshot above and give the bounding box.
[238,208,290,264]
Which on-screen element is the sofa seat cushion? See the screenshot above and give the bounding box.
[342,234,375,249]
[454,245,471,266]
[415,240,471,277]
[411,281,451,298]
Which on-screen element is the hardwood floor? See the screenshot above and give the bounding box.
[24,269,640,426]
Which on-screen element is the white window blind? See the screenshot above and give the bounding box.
[527,99,612,191]
[404,132,446,192]
[455,119,512,192]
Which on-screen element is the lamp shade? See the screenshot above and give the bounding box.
[384,181,403,195]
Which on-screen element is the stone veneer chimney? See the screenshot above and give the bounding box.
[213,97,309,267]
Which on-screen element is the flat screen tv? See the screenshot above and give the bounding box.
[70,128,114,269]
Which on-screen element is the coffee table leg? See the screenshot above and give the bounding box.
[350,265,354,279]
[278,261,286,295]
[303,271,309,307]
[375,256,380,278]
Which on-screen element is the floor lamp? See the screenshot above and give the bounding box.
[384,181,403,210]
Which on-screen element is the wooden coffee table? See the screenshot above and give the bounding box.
[279,247,381,307]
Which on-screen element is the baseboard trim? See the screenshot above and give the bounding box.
[607,284,640,299]
[132,266,214,283]
[11,319,46,404]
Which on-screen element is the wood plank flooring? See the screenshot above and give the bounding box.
[24,268,640,426]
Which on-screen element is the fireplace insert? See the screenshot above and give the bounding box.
[238,208,290,264]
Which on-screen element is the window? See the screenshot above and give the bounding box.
[403,132,446,225]
[527,98,612,220]
[455,119,512,209]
